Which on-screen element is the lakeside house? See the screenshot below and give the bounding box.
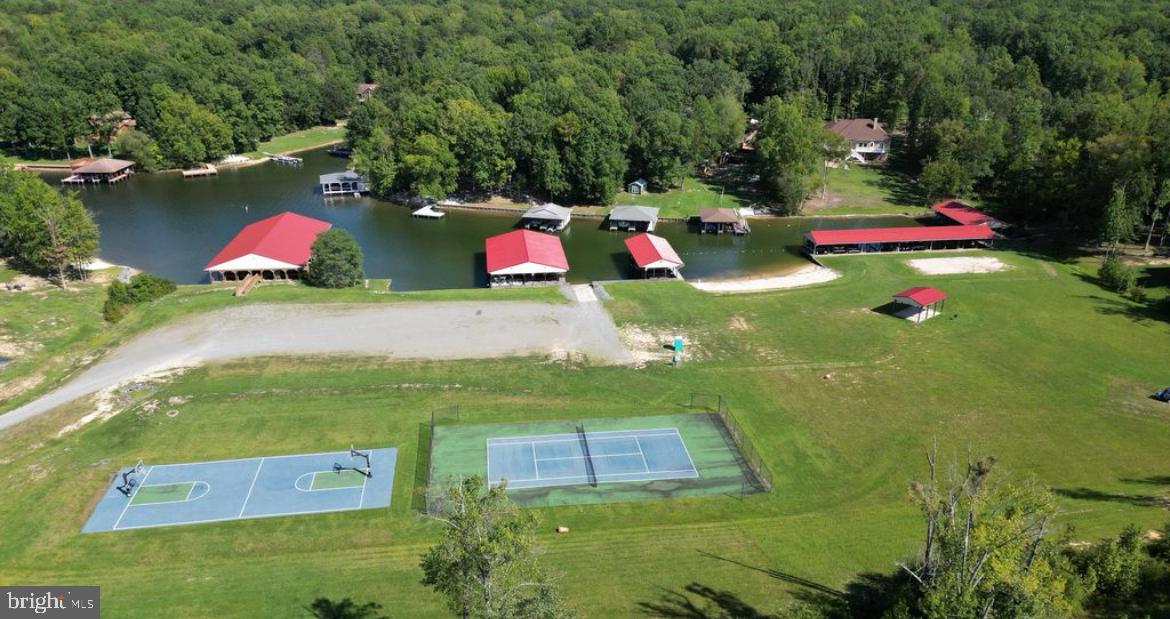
[485,229,569,287]
[624,232,684,279]
[204,211,331,282]
[62,158,134,184]
[520,203,572,232]
[607,205,660,232]
[319,171,368,196]
[355,83,379,103]
[698,208,750,235]
[825,118,890,163]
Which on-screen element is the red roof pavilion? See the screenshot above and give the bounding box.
[931,199,1004,228]
[893,286,947,307]
[805,224,995,246]
[204,212,332,273]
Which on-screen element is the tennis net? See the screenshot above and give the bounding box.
[576,425,598,487]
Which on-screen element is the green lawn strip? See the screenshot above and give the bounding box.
[613,175,755,219]
[130,482,195,505]
[244,125,346,158]
[1,249,1169,616]
[311,469,366,490]
[805,166,932,216]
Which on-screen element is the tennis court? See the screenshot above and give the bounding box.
[430,413,758,508]
[487,428,698,489]
[83,447,396,532]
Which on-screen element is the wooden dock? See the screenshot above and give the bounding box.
[182,164,218,178]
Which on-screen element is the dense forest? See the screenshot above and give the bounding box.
[1,0,1169,236]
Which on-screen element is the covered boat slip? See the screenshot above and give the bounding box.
[803,224,996,256]
[698,208,750,235]
[485,229,569,288]
[624,232,684,279]
[607,205,660,232]
[319,171,368,196]
[520,203,572,232]
[62,158,135,184]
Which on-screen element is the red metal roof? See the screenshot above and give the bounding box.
[894,286,947,306]
[624,233,684,269]
[805,224,995,246]
[485,229,569,273]
[204,212,332,269]
[931,200,1003,227]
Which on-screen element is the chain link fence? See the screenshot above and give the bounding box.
[688,393,773,492]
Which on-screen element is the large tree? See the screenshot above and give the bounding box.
[304,228,363,288]
[148,85,233,168]
[753,96,826,213]
[420,476,574,619]
[0,167,98,287]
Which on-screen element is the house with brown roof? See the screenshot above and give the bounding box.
[825,118,891,163]
[355,83,379,103]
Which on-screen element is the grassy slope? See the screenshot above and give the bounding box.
[613,176,754,219]
[2,250,1169,617]
[806,166,931,216]
[245,125,346,158]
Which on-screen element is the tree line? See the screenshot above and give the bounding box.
[1,0,1168,233]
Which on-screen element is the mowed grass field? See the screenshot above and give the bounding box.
[1,250,1169,617]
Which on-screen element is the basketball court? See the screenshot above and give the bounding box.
[83,447,396,532]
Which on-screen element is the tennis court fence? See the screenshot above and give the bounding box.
[688,393,773,492]
[424,405,460,514]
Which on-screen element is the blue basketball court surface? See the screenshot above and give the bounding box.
[84,447,396,532]
[486,427,698,489]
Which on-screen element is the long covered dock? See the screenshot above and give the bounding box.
[803,224,996,256]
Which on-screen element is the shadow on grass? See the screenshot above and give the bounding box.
[1120,475,1170,485]
[410,421,431,512]
[305,597,387,619]
[638,583,777,618]
[1053,486,1170,508]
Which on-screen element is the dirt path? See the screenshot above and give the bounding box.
[0,301,631,432]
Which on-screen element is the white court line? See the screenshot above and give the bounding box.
[487,429,682,445]
[358,470,368,509]
[112,465,155,530]
[529,442,538,479]
[633,437,651,473]
[504,467,701,484]
[534,452,642,462]
[237,457,266,518]
[129,480,212,505]
[671,428,700,476]
[108,503,376,532]
[294,471,366,493]
[138,448,380,472]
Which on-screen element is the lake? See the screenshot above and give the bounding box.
[59,148,922,290]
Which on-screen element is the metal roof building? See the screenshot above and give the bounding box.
[204,212,332,281]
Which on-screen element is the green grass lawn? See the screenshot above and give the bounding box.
[1,250,1169,617]
[614,175,756,219]
[0,153,74,166]
[806,165,931,216]
[245,125,347,158]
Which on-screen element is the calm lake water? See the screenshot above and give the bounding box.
[59,148,921,290]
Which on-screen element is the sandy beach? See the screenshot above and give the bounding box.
[689,264,840,293]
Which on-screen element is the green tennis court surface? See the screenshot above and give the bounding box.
[430,413,758,508]
[310,469,367,490]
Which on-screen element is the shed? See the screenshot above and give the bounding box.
[319,171,368,196]
[204,212,332,282]
[892,286,947,324]
[63,158,134,185]
[627,178,648,194]
[607,205,660,232]
[355,83,379,103]
[485,229,569,287]
[624,232,684,278]
[520,203,572,232]
[698,208,749,235]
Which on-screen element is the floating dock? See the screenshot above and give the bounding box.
[411,205,445,219]
[182,164,218,178]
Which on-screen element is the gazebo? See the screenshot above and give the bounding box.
[204,212,332,282]
[891,286,947,324]
[485,229,569,287]
[624,232,684,278]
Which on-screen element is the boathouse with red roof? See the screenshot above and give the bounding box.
[624,232,684,278]
[803,224,995,256]
[204,211,332,282]
[485,229,569,287]
[931,199,1007,230]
